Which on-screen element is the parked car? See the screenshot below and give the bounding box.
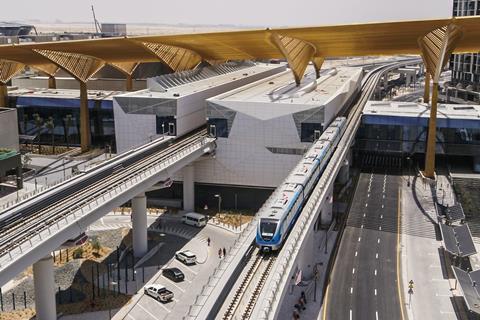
[175,250,197,265]
[144,284,174,302]
[162,267,185,282]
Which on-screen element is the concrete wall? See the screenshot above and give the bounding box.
[0,108,19,151]
[12,77,147,92]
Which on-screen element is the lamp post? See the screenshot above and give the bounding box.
[214,194,222,214]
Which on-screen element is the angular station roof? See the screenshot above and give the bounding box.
[0,16,479,76]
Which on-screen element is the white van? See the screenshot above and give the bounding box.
[182,212,207,227]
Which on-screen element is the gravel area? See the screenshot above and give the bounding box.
[1,228,128,312]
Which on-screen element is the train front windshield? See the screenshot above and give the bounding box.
[260,218,278,240]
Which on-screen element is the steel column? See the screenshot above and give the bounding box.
[423,72,430,103]
[79,82,90,152]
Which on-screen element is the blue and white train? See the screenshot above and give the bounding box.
[256,117,347,251]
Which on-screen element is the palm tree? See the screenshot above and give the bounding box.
[63,114,73,150]
[33,113,44,154]
[45,117,55,154]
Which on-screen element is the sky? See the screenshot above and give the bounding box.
[4,0,453,27]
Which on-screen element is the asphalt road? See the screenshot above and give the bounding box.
[324,166,403,320]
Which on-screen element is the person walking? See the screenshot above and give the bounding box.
[301,291,307,304]
[207,237,211,246]
[222,247,226,257]
[218,248,222,258]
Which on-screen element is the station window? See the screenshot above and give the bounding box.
[156,116,175,135]
[301,123,323,142]
[207,118,228,138]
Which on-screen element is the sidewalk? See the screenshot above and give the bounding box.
[277,230,338,320]
[400,173,460,320]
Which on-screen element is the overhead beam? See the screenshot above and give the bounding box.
[33,49,107,152]
[139,42,202,72]
[269,33,317,85]
[0,59,25,107]
[418,23,463,179]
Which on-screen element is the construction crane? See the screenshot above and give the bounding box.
[91,5,102,34]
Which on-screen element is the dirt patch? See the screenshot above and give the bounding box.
[54,241,111,267]
[0,308,35,320]
[211,211,254,227]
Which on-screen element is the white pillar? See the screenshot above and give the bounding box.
[321,185,334,226]
[183,165,195,212]
[132,192,148,258]
[33,255,56,320]
[337,159,350,185]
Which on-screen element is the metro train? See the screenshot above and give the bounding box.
[256,117,347,251]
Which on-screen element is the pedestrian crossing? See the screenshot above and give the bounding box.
[87,222,131,231]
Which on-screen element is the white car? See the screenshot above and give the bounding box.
[175,250,197,265]
[144,284,174,302]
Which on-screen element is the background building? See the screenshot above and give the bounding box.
[450,0,480,91]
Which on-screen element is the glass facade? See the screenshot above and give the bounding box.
[10,96,115,150]
[356,115,480,156]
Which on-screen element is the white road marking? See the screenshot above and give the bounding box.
[138,301,167,317]
[361,224,364,229]
[163,278,186,292]
[374,289,377,296]
[376,253,379,259]
[355,251,358,257]
[358,237,361,242]
[352,268,355,274]
[376,311,379,320]
[350,309,353,320]
[380,214,383,219]
[374,269,377,276]
[350,287,353,294]
[379,226,382,231]
[363,213,366,217]
[368,194,370,197]
[383,195,385,198]
[381,204,384,208]
[377,238,381,244]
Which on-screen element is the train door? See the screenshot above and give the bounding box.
[209,124,216,137]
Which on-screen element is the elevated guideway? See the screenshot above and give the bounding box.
[0,128,215,287]
[186,58,421,320]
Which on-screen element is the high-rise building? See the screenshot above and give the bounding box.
[450,0,480,90]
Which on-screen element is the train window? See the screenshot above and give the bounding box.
[260,218,278,237]
[314,130,321,140]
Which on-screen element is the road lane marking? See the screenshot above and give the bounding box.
[358,237,361,242]
[376,311,379,320]
[396,187,406,320]
[361,224,364,229]
[380,214,383,219]
[350,309,352,320]
[375,269,377,276]
[363,213,366,217]
[352,268,355,274]
[355,251,358,257]
[378,238,381,244]
[350,287,353,294]
[379,226,382,231]
[368,193,370,197]
[375,289,377,296]
[376,253,379,259]
[381,204,384,208]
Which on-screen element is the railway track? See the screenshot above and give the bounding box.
[0,128,210,259]
[222,250,277,320]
